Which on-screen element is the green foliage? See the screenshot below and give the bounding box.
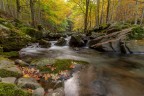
[0,69,21,78]
[129,26,144,40]
[0,83,31,96]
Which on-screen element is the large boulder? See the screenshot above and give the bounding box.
[39,39,51,48]
[55,37,66,46]
[0,57,22,78]
[69,35,85,47]
[0,24,31,51]
[45,33,67,40]
[17,77,41,89]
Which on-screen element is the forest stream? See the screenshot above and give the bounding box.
[19,37,144,96]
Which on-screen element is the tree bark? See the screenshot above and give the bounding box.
[96,0,100,27]
[16,0,20,19]
[100,0,104,25]
[106,0,111,24]
[140,7,144,25]
[84,0,90,33]
[134,0,139,25]
[30,0,35,27]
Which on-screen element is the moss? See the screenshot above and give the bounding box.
[0,28,31,51]
[0,69,21,78]
[0,47,3,54]
[0,18,6,23]
[37,59,89,73]
[129,26,144,40]
[2,51,19,58]
[21,27,43,40]
[0,83,31,96]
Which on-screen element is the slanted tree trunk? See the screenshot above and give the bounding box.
[84,0,90,33]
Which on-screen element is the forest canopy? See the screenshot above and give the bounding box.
[0,0,144,32]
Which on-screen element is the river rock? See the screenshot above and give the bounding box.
[69,35,85,47]
[17,77,41,89]
[39,39,51,48]
[55,37,66,46]
[1,77,16,84]
[15,59,29,67]
[47,87,64,96]
[0,57,22,77]
[32,87,45,96]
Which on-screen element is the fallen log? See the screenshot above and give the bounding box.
[91,28,132,48]
[93,28,132,41]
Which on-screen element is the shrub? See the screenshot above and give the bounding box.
[129,26,144,40]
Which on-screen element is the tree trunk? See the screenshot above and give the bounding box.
[96,0,100,27]
[16,0,20,19]
[100,0,104,25]
[140,7,144,25]
[30,0,35,27]
[134,0,139,25]
[106,0,111,24]
[84,0,90,33]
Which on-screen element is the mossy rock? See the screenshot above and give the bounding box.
[0,69,21,78]
[0,25,32,51]
[0,57,22,77]
[0,83,31,96]
[36,59,89,73]
[21,27,43,40]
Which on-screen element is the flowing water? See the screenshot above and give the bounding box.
[20,38,144,96]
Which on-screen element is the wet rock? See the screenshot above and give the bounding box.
[69,35,85,47]
[32,87,45,96]
[0,57,22,77]
[39,39,51,48]
[1,77,16,84]
[47,87,64,96]
[55,37,66,46]
[15,59,29,67]
[17,77,41,89]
